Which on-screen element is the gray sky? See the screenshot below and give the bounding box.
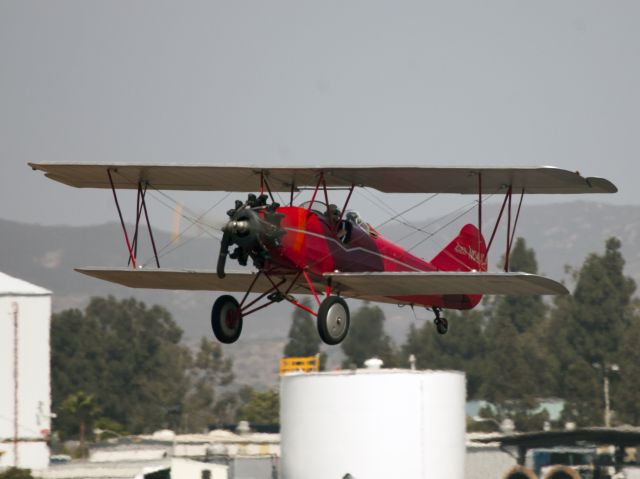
[1,1,638,231]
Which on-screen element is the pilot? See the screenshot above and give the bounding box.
[327,204,341,224]
[346,210,361,225]
[346,210,370,234]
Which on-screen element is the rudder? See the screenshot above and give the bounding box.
[431,224,487,272]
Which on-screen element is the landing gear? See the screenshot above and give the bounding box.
[433,308,448,335]
[211,295,243,344]
[317,296,350,345]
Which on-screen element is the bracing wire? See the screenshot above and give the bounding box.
[140,189,231,266]
[407,203,479,252]
[108,168,230,266]
[356,183,497,253]
[374,193,439,229]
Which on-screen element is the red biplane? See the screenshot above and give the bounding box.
[30,163,616,345]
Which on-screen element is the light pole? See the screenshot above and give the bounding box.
[593,362,620,427]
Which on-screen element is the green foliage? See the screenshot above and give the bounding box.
[613,308,640,424]
[492,237,547,334]
[564,238,635,364]
[401,309,486,398]
[182,338,235,431]
[52,297,194,435]
[0,469,34,479]
[341,303,397,368]
[212,386,254,425]
[238,389,280,425]
[284,298,322,357]
[549,237,637,425]
[478,238,555,428]
[399,236,640,430]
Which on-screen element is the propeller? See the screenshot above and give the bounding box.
[216,230,231,279]
[216,194,286,279]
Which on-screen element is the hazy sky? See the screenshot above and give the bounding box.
[1,1,638,231]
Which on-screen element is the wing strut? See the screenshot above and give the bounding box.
[107,169,161,268]
[483,184,526,272]
[108,169,137,268]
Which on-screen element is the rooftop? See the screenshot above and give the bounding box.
[0,271,51,296]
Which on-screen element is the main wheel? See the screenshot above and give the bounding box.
[317,296,350,345]
[211,295,243,344]
[435,317,448,335]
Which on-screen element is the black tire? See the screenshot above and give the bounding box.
[317,296,350,345]
[211,295,243,344]
[435,317,448,335]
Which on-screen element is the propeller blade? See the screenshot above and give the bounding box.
[217,231,231,279]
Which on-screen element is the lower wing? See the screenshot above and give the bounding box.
[324,271,568,296]
[77,267,567,298]
[75,267,309,293]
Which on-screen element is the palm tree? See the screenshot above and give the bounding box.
[60,391,99,456]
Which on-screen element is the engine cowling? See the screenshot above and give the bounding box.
[217,194,285,278]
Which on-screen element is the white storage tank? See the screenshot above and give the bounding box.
[0,272,52,470]
[280,367,466,479]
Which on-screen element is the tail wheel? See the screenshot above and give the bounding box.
[317,296,350,345]
[211,295,243,344]
[435,316,448,335]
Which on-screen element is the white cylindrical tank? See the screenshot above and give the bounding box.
[280,368,466,479]
[0,272,52,470]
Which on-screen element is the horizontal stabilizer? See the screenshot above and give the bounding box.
[324,271,568,296]
[75,267,303,293]
[30,163,617,194]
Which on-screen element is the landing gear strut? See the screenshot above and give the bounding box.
[433,308,448,335]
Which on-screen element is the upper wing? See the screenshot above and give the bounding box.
[324,271,568,297]
[29,163,617,194]
[75,267,317,294]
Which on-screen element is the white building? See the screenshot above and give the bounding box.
[0,272,52,470]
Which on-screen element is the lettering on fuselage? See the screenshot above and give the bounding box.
[454,242,487,271]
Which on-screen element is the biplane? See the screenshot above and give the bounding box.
[29,163,616,345]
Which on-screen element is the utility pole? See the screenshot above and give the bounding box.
[594,362,619,427]
[12,302,19,467]
[604,372,611,428]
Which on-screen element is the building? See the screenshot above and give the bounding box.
[0,272,52,470]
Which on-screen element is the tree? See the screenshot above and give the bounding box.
[558,357,602,426]
[284,298,322,357]
[59,391,99,456]
[182,338,235,431]
[613,306,640,425]
[341,303,397,368]
[478,238,555,429]
[0,469,34,479]
[493,237,547,334]
[52,296,192,435]
[550,238,636,425]
[238,389,280,425]
[564,238,635,365]
[283,298,327,370]
[401,309,486,398]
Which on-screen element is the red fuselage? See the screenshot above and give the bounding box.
[262,205,483,310]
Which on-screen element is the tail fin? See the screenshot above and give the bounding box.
[431,224,487,272]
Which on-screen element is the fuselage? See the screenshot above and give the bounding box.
[262,205,481,309]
